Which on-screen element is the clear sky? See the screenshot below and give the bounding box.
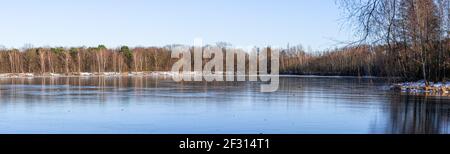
[0,0,352,50]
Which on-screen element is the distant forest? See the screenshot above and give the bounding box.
[0,0,449,83]
[0,45,173,74]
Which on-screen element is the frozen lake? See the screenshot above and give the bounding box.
[0,76,449,134]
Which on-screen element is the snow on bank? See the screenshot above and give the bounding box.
[0,73,34,78]
[0,72,183,79]
[0,71,294,80]
[391,80,450,94]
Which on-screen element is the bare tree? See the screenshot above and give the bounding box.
[339,0,448,82]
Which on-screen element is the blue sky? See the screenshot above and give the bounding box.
[0,0,351,50]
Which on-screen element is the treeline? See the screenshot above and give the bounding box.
[0,45,173,74]
[280,45,377,76]
[0,45,269,74]
[279,41,450,81]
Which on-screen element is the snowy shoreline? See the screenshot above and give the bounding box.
[391,80,450,94]
[0,71,271,79]
[0,72,180,79]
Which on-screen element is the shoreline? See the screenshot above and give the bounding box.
[0,72,387,79]
[391,80,450,94]
[0,72,178,79]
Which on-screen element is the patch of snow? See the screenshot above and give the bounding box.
[80,72,92,76]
